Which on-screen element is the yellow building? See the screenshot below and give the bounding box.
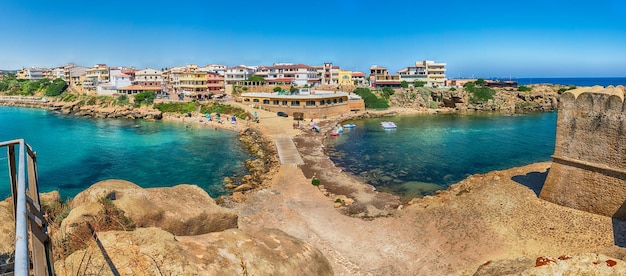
[179,71,208,98]
[338,70,353,86]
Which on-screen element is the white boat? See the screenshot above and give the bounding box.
[381,122,397,129]
[343,123,356,128]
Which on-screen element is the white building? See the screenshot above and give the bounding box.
[134,68,163,87]
[265,63,319,86]
[397,60,447,87]
[224,66,255,85]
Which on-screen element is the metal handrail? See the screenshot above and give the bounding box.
[2,139,54,276]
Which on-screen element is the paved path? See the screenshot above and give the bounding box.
[274,137,304,165]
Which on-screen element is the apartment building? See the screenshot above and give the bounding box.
[206,72,224,92]
[16,67,46,80]
[313,62,340,85]
[369,65,401,87]
[179,71,208,96]
[397,60,446,87]
[133,68,163,87]
[200,64,227,75]
[224,66,255,85]
[84,64,110,90]
[352,71,366,86]
[264,63,319,86]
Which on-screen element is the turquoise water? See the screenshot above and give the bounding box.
[326,112,557,199]
[0,106,252,199]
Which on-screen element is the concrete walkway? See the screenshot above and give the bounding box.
[274,137,304,165]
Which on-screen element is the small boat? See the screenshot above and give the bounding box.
[381,122,397,129]
[330,131,340,136]
[343,123,356,128]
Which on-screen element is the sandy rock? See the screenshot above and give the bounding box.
[55,227,333,276]
[233,183,252,192]
[65,180,237,236]
[0,200,14,261]
[474,253,626,275]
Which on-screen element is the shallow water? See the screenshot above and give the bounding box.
[325,112,557,200]
[0,106,253,199]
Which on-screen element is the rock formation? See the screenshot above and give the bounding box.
[474,253,626,275]
[51,180,332,275]
[541,86,626,219]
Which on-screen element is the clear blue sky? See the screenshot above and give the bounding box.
[1,0,625,78]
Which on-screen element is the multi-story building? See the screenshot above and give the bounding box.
[369,65,401,87]
[352,71,366,86]
[206,72,224,92]
[264,63,319,86]
[313,62,340,85]
[200,64,227,75]
[133,68,163,87]
[84,64,110,91]
[16,67,46,80]
[224,66,255,85]
[179,71,208,96]
[50,67,65,80]
[338,70,352,86]
[397,60,447,87]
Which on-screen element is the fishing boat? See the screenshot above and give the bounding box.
[381,122,397,129]
[343,123,356,128]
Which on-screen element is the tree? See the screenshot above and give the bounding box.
[289,85,297,94]
[273,86,282,92]
[382,87,395,97]
[44,78,68,96]
[133,91,155,106]
[400,80,408,88]
[246,76,266,82]
[475,78,486,86]
[414,80,426,87]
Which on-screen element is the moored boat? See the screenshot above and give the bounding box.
[381,121,397,129]
[343,123,356,128]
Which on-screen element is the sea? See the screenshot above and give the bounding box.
[0,106,253,200]
[500,77,626,87]
[326,111,557,200]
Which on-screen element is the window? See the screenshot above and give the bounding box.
[253,99,259,103]
[263,100,270,104]
[306,100,315,106]
[326,100,331,105]
[291,100,300,106]
[333,99,337,104]
[273,100,279,105]
[339,98,343,103]
[282,100,288,105]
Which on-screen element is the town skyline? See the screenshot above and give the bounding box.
[1,0,625,78]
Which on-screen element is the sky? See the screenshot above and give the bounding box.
[1,0,625,78]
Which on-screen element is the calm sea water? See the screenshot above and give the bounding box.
[0,106,252,199]
[326,112,557,200]
[508,77,626,87]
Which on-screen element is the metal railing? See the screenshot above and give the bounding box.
[1,139,54,276]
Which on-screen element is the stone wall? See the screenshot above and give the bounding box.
[540,86,626,219]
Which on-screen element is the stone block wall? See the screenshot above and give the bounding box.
[540,86,626,219]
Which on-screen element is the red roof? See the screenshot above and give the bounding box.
[352,72,365,77]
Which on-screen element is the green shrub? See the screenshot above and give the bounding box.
[45,78,68,96]
[311,178,320,186]
[414,80,426,87]
[353,87,389,109]
[133,91,155,107]
[518,85,532,92]
[449,87,456,91]
[154,102,197,113]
